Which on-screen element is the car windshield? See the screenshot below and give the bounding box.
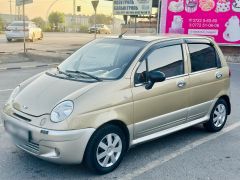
[10,22,29,27]
[58,38,147,80]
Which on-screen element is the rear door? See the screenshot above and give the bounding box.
[186,39,225,121]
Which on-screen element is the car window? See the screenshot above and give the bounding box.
[10,22,29,27]
[148,45,184,77]
[31,23,37,28]
[58,38,147,80]
[135,44,184,84]
[135,60,147,84]
[188,44,219,72]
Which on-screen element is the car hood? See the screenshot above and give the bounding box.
[12,72,99,116]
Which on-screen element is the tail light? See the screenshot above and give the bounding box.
[229,69,231,77]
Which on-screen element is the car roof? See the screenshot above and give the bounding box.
[106,34,212,43]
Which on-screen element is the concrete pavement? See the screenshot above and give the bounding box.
[0,63,239,179]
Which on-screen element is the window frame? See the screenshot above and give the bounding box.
[134,40,187,86]
[186,42,222,74]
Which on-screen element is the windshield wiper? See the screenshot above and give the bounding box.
[66,70,102,82]
[57,67,75,78]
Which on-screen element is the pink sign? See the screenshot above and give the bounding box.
[160,0,240,45]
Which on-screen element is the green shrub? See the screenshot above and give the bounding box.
[80,25,89,33]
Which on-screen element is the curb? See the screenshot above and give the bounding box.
[0,63,59,71]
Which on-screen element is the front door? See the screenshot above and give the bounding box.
[132,43,190,139]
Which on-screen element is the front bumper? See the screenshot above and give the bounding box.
[1,112,95,164]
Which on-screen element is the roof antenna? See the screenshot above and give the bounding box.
[119,31,127,38]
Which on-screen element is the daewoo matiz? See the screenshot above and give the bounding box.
[2,35,231,174]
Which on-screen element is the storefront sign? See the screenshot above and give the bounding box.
[16,0,33,6]
[160,0,240,44]
[113,0,152,15]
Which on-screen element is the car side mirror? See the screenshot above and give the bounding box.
[145,70,166,90]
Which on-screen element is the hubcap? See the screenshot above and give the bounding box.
[96,133,122,168]
[213,104,226,127]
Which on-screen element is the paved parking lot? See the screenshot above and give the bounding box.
[0,32,108,56]
[0,63,239,179]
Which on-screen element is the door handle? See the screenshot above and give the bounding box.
[216,72,223,79]
[177,81,186,88]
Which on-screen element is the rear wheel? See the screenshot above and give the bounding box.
[7,38,12,42]
[30,33,36,42]
[84,124,127,174]
[204,99,228,132]
[39,32,43,40]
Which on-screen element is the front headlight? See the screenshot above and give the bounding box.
[8,86,20,102]
[50,100,74,123]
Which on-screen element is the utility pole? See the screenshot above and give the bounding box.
[18,6,20,20]
[23,0,26,53]
[9,0,12,21]
[73,0,76,32]
[157,0,161,34]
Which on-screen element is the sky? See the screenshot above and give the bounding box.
[0,0,113,20]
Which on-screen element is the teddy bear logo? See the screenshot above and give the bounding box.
[223,16,240,42]
[232,0,240,12]
[168,0,184,12]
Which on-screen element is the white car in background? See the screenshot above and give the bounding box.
[88,24,111,34]
[5,21,43,42]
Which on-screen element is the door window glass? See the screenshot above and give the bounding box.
[134,45,184,84]
[135,60,147,84]
[188,44,218,72]
[148,45,184,78]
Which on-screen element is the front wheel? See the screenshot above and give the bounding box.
[204,99,228,132]
[84,124,127,174]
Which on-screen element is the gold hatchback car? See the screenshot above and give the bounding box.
[2,35,231,174]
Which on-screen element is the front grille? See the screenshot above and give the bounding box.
[13,113,31,122]
[15,139,39,155]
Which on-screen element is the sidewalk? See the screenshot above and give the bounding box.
[0,52,64,71]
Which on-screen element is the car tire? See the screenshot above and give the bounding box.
[84,124,127,174]
[39,32,43,40]
[204,99,228,132]
[7,38,12,42]
[30,33,36,42]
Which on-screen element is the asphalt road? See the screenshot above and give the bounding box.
[0,63,239,180]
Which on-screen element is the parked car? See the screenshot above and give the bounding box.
[5,21,43,42]
[88,24,111,34]
[2,35,231,174]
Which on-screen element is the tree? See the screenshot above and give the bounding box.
[0,17,4,32]
[31,17,46,30]
[48,12,65,31]
[89,14,112,25]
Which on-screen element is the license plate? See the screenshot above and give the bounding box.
[5,122,29,141]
